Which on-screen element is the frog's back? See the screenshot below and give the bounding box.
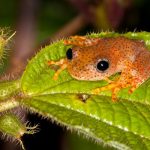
[132,47,150,82]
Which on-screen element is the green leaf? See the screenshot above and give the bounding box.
[22,94,150,149]
[21,32,150,149]
[66,133,113,150]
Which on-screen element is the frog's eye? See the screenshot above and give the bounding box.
[66,48,73,60]
[96,59,109,72]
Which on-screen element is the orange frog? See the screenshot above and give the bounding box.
[48,36,150,101]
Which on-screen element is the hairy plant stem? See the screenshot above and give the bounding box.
[0,99,20,112]
[0,79,21,112]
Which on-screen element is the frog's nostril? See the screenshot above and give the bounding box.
[96,59,109,72]
[66,48,73,60]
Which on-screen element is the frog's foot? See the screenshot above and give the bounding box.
[128,77,142,94]
[47,58,67,80]
[92,82,121,102]
[64,36,100,47]
[92,78,138,102]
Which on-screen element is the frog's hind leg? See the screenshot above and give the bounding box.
[48,58,67,80]
[92,71,140,102]
[92,81,122,102]
[92,59,142,101]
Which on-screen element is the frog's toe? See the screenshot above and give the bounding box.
[92,88,102,95]
[47,58,67,80]
[128,84,138,94]
[111,87,121,102]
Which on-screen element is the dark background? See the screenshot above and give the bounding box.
[0,0,150,150]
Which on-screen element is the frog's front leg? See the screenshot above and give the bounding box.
[48,58,67,80]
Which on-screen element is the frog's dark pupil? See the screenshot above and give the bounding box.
[97,60,109,71]
[66,48,73,60]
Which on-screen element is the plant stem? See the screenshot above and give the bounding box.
[0,99,19,112]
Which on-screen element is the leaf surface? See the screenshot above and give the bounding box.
[21,32,150,149]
